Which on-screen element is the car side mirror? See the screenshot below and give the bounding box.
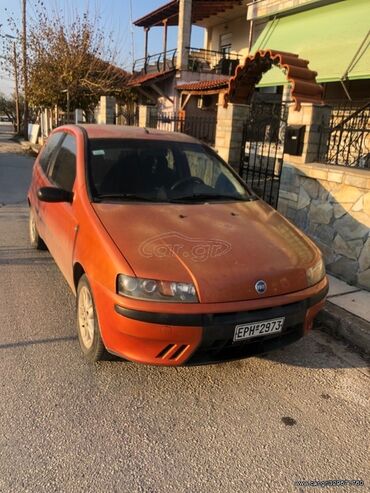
[37,186,73,203]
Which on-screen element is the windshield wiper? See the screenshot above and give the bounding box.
[169,193,251,202]
[94,193,160,202]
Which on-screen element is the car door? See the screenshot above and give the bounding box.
[41,132,79,286]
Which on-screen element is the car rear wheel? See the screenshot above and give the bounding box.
[77,274,109,362]
[29,209,46,250]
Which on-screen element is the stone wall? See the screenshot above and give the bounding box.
[279,161,370,290]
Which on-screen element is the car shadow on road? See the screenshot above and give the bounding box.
[0,336,78,350]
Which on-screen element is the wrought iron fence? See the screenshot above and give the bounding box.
[239,102,289,208]
[317,101,370,168]
[148,111,217,146]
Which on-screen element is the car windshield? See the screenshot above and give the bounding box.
[88,138,254,203]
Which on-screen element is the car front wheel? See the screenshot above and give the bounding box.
[77,274,109,362]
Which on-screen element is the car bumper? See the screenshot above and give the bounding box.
[95,277,328,366]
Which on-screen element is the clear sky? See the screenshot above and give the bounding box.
[0,0,204,95]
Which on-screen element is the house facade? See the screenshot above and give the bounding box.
[130,0,369,115]
[128,0,370,291]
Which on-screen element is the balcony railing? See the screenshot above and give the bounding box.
[133,48,177,74]
[186,47,241,76]
[132,47,242,76]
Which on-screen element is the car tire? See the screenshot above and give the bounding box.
[29,208,46,250]
[76,274,109,362]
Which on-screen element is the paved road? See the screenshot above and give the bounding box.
[0,124,34,204]
[0,131,369,493]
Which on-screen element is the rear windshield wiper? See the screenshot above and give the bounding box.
[94,193,160,202]
[169,193,252,202]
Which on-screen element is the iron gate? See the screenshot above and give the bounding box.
[239,102,289,208]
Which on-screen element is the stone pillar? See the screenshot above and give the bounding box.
[285,103,331,164]
[138,105,154,128]
[214,97,250,170]
[176,0,192,70]
[97,96,116,124]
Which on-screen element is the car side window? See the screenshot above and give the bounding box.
[48,134,77,192]
[39,132,64,174]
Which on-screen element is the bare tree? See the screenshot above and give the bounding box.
[1,1,133,123]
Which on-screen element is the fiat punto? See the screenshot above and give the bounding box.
[28,125,328,365]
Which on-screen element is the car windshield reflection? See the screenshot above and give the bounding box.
[88,139,254,203]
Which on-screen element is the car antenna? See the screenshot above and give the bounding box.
[143,127,150,134]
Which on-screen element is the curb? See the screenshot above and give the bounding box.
[315,301,370,356]
[17,139,40,155]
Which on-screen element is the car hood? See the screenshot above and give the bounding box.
[92,200,318,303]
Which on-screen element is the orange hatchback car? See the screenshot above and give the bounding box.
[28,125,328,366]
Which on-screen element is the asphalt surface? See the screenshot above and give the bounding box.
[0,128,369,493]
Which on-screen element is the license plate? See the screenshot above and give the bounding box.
[233,317,285,342]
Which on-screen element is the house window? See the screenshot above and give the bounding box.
[220,33,232,54]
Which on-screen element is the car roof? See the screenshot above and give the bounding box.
[68,124,201,144]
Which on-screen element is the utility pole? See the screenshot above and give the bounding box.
[129,0,135,69]
[22,0,29,140]
[12,42,20,134]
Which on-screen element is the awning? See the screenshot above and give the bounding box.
[252,0,370,87]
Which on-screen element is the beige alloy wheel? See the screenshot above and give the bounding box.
[78,286,95,350]
[29,209,46,250]
[76,274,109,362]
[29,211,37,244]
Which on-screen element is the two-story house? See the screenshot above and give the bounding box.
[129,0,369,120]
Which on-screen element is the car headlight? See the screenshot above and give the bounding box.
[306,257,326,287]
[117,274,198,303]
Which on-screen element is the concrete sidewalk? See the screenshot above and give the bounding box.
[316,274,370,355]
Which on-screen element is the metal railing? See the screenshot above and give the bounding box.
[186,46,241,75]
[133,48,177,74]
[148,110,217,146]
[132,46,242,76]
[318,101,370,168]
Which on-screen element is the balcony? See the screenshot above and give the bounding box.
[132,47,241,77]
